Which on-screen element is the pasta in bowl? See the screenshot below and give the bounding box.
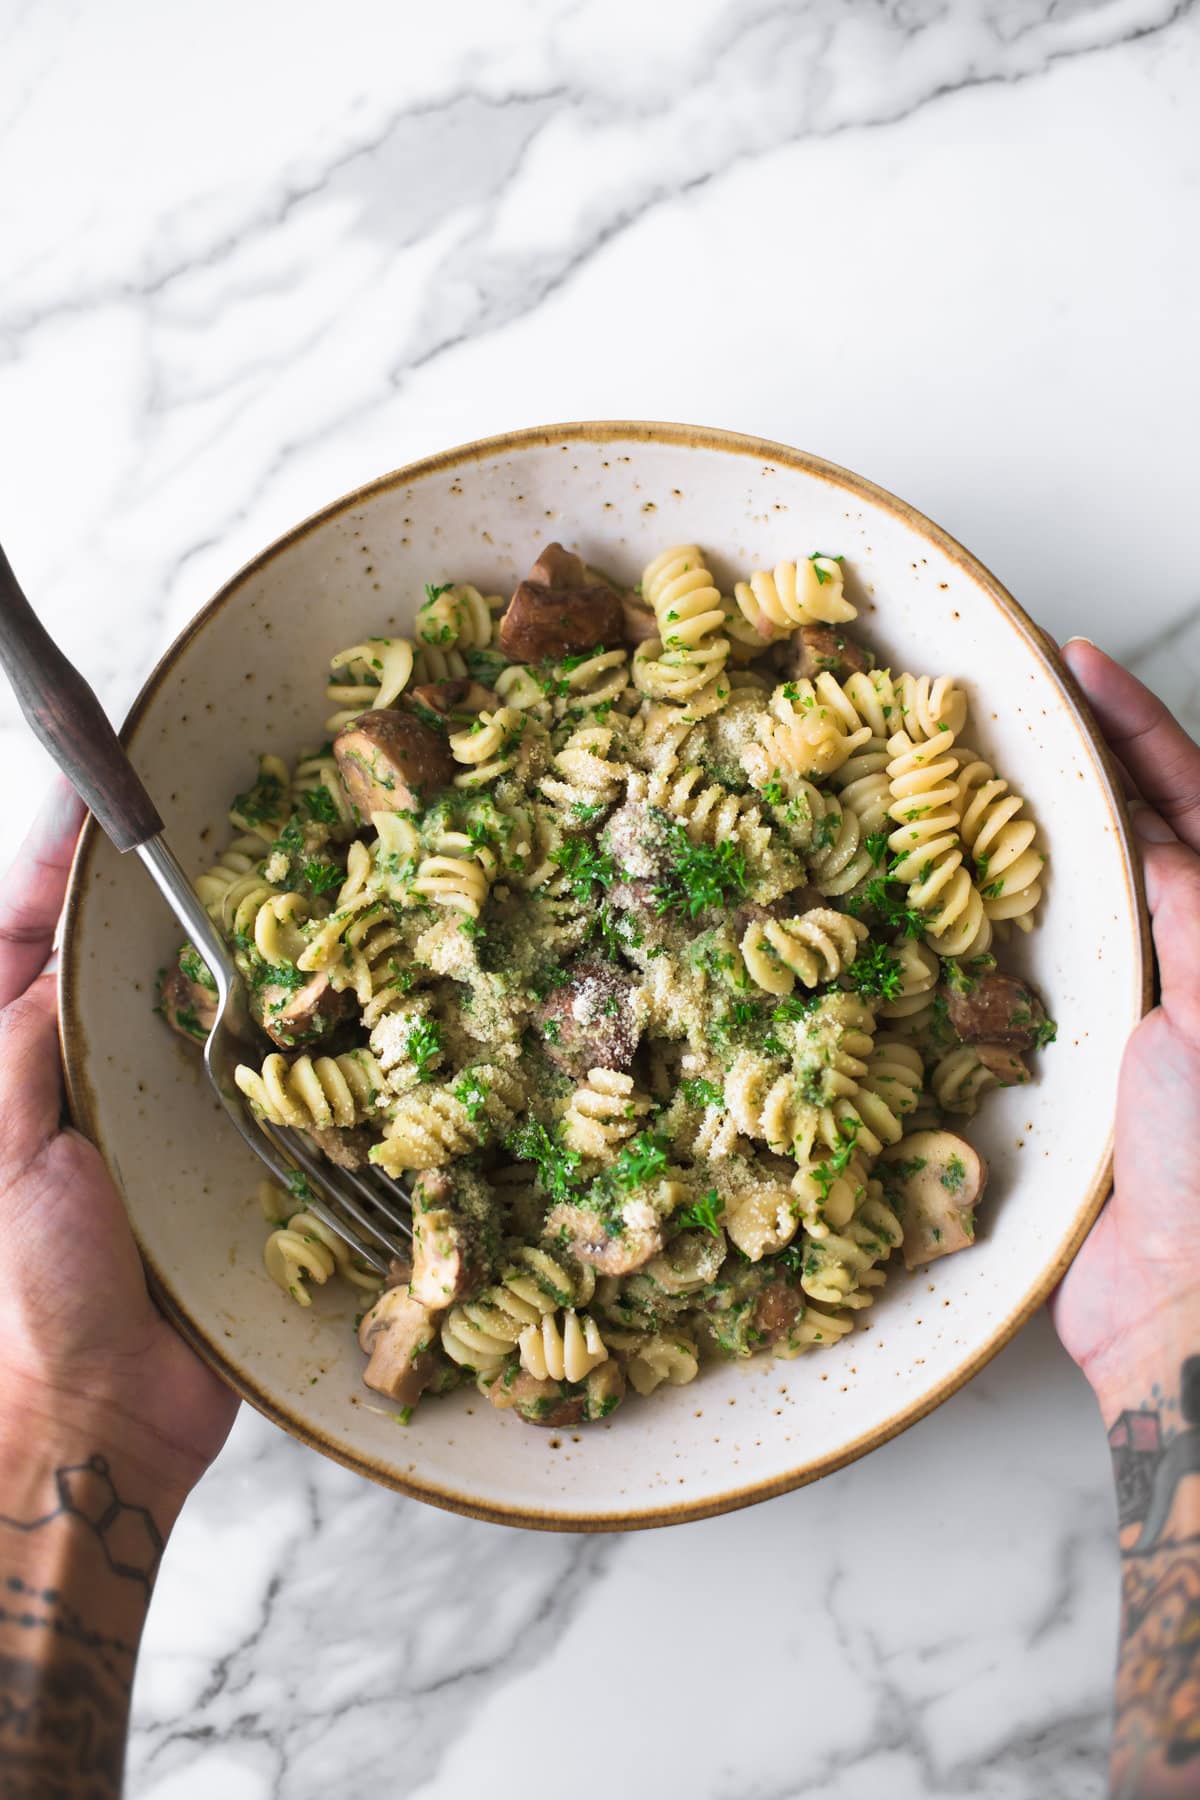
[162,538,1056,1430]
[60,425,1147,1524]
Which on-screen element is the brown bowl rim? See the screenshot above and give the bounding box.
[59,418,1153,1531]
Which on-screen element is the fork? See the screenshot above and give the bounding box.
[0,540,411,1274]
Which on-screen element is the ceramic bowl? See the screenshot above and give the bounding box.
[60,423,1150,1529]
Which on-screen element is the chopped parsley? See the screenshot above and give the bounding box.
[846,871,926,939]
[863,831,890,866]
[609,1132,670,1190]
[302,857,343,895]
[653,828,748,919]
[673,1189,723,1238]
[1031,1015,1057,1049]
[808,1118,861,1203]
[712,997,765,1051]
[943,953,995,995]
[809,552,844,586]
[846,940,904,1002]
[550,838,616,902]
[771,991,821,1024]
[570,800,607,825]
[178,945,216,992]
[231,766,287,829]
[300,785,341,826]
[812,809,842,850]
[406,1018,443,1082]
[453,1069,490,1124]
[941,1155,967,1194]
[681,1076,725,1109]
[285,1168,314,1203]
[506,1119,582,1205]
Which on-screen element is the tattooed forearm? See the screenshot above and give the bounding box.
[0,1455,163,1597]
[0,1644,130,1797]
[0,1449,166,1800]
[1108,1355,1200,1798]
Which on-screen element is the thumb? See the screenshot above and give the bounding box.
[0,974,66,1183]
[1133,806,1200,1050]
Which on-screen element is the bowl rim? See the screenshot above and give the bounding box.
[59,418,1153,1531]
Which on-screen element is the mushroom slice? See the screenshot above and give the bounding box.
[879,1130,988,1270]
[357,1284,439,1404]
[333,708,454,816]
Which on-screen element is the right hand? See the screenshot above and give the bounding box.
[1050,641,1200,1397]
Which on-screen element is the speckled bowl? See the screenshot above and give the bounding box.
[60,423,1150,1529]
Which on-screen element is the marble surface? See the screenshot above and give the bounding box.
[3,2,1199,1794]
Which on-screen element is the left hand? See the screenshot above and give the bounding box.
[0,780,237,1501]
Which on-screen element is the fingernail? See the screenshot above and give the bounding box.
[1132,803,1176,844]
[1064,635,1098,651]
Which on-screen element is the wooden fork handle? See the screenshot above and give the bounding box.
[0,540,163,851]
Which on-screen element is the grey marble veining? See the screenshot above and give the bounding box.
[2,3,1198,1795]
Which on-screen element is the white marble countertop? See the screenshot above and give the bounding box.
[3,3,1199,1794]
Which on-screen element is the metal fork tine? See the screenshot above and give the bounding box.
[265,1125,412,1258]
[250,1125,390,1276]
[365,1166,414,1211]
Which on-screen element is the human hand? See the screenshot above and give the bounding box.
[0,780,237,1505]
[1051,640,1200,1401]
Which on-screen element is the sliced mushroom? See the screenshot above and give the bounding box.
[528,542,589,589]
[498,544,625,663]
[304,1123,376,1172]
[489,1369,587,1427]
[405,679,498,724]
[753,1276,808,1345]
[945,970,1047,1050]
[259,970,353,1049]
[333,708,454,816]
[409,1167,497,1308]
[157,953,218,1045]
[581,1358,626,1420]
[534,958,642,1077]
[357,1285,439,1404]
[781,625,874,680]
[879,1130,988,1269]
[489,1361,625,1426]
[545,1197,664,1276]
[601,800,678,920]
[620,592,660,644]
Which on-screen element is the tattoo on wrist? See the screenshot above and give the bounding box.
[0,1453,163,1595]
[1107,1354,1200,1795]
[0,1452,165,1796]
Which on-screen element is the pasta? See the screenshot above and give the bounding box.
[441,1248,597,1375]
[740,908,868,995]
[632,545,731,717]
[518,1309,609,1383]
[728,556,855,645]
[262,1193,382,1307]
[236,1050,385,1130]
[562,1069,654,1159]
[954,747,1046,930]
[163,537,1054,1428]
[886,728,992,958]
